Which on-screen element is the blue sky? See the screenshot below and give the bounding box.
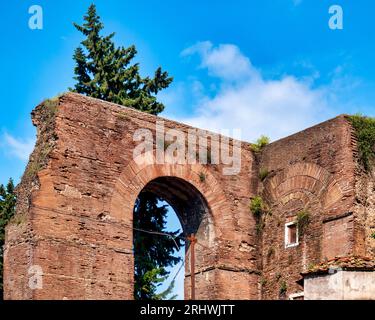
[2,0,375,184]
[1,0,375,299]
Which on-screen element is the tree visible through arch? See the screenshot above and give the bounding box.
[133,191,184,300]
[133,177,211,300]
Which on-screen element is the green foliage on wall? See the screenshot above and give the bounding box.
[251,135,270,153]
[279,280,287,295]
[199,172,206,183]
[259,168,269,181]
[250,196,267,218]
[250,196,270,235]
[348,114,375,171]
[295,210,311,235]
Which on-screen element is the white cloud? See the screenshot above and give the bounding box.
[173,41,335,143]
[2,133,35,161]
[181,41,259,82]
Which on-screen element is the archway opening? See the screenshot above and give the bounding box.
[133,176,211,300]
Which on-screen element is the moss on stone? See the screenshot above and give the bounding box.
[117,111,129,119]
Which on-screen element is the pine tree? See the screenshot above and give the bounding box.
[70,4,172,115]
[71,4,180,300]
[0,178,16,299]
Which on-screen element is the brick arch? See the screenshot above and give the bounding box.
[263,162,344,212]
[6,93,366,301]
[109,151,229,226]
[108,151,232,299]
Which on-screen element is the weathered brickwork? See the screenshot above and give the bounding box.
[258,116,363,299]
[3,93,375,300]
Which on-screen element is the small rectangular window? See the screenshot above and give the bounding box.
[285,222,299,248]
[289,292,304,300]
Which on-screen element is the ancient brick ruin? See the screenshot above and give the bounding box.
[4,93,375,299]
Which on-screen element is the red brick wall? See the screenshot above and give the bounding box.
[4,94,372,300]
[4,93,259,300]
[258,116,358,299]
[322,214,354,259]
